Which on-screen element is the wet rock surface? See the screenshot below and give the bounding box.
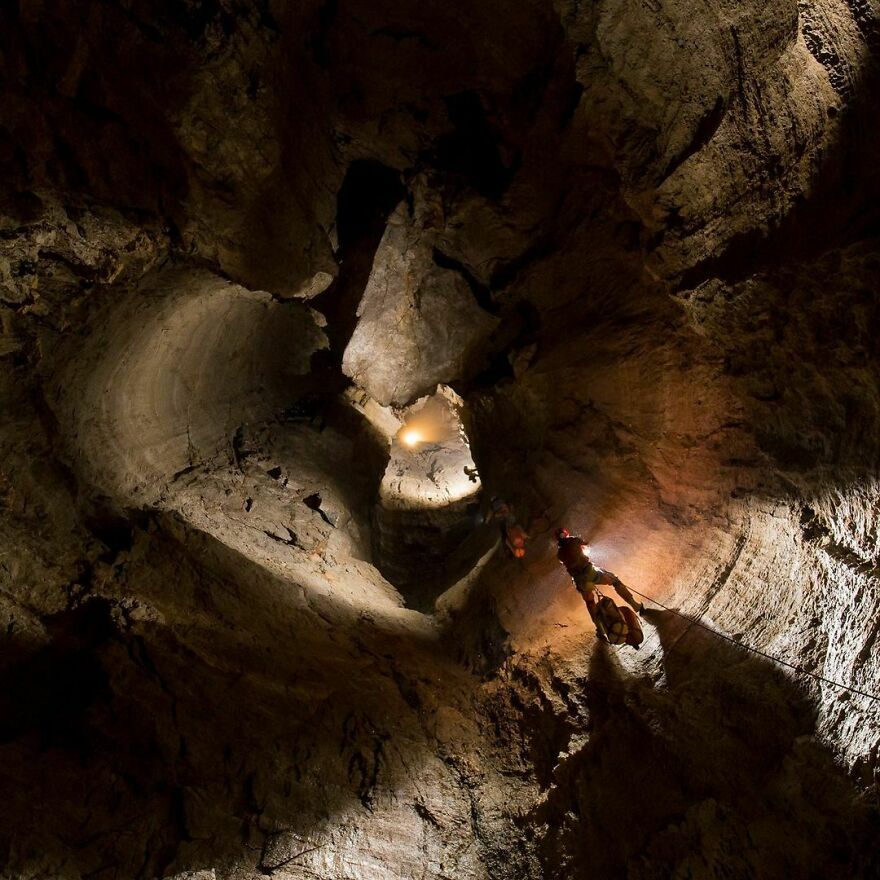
[1,1,880,878]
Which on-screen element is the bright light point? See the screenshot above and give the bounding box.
[381,388,481,509]
[581,544,592,557]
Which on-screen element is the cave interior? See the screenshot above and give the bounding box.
[1,1,879,878]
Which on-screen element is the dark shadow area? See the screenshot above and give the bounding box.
[0,601,114,753]
[0,515,455,879]
[438,549,515,676]
[432,247,499,315]
[531,611,880,878]
[455,300,543,394]
[428,91,516,200]
[0,2,193,215]
[372,497,493,612]
[310,159,405,382]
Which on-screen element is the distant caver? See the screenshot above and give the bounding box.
[487,496,529,558]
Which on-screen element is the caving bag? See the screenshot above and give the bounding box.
[619,604,645,648]
[595,596,628,645]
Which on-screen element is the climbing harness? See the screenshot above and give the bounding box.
[625,585,880,704]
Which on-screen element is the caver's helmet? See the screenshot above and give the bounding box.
[555,527,571,542]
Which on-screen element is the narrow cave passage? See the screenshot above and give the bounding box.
[310,159,405,380]
[372,386,489,610]
[1,1,879,879]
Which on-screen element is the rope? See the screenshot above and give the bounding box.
[624,585,880,705]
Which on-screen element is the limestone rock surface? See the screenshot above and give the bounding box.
[1,1,879,878]
[343,199,499,406]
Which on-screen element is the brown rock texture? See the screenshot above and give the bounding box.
[1,1,879,878]
[342,195,499,407]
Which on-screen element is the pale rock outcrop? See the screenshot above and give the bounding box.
[343,197,499,406]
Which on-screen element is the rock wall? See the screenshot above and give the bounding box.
[1,1,879,878]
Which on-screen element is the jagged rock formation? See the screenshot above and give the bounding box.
[1,1,879,878]
[342,194,499,407]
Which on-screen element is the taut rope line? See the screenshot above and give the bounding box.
[625,585,880,705]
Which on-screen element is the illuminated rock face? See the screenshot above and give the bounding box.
[342,198,499,407]
[373,388,485,607]
[1,2,880,879]
[45,267,327,506]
